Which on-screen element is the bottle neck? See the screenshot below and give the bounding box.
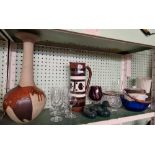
[19,41,35,87]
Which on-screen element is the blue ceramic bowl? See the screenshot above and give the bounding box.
[120,95,149,112]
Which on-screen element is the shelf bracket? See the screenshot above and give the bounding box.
[7,42,17,91]
[120,54,132,91]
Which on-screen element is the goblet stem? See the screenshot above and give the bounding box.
[50,99,63,122]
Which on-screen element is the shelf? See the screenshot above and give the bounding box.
[2,29,153,54]
[0,108,154,125]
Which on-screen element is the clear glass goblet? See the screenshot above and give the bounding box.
[61,88,77,119]
[50,87,63,122]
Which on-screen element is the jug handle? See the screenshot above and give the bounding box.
[86,66,92,92]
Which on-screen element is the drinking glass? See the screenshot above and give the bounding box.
[50,87,63,122]
[61,88,77,119]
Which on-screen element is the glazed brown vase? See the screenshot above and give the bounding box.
[3,32,46,123]
[70,62,92,112]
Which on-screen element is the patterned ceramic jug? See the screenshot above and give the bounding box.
[69,62,92,112]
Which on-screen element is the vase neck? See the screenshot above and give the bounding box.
[19,41,35,87]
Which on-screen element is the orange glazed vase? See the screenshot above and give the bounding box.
[3,32,46,123]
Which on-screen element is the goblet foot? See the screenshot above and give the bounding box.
[65,112,77,119]
[50,116,63,122]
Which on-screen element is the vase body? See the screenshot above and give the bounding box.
[69,62,92,112]
[3,33,46,123]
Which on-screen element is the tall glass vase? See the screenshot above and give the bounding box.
[3,32,46,123]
